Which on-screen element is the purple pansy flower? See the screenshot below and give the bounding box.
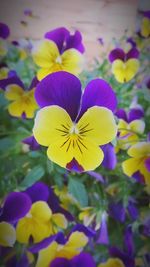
[33,71,117,172]
[45,27,85,54]
[97,212,109,245]
[51,252,96,267]
[22,135,40,151]
[0,22,10,39]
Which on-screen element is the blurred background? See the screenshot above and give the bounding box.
[0,0,149,61]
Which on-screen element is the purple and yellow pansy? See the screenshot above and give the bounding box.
[109,47,140,83]
[33,71,117,172]
[32,27,84,80]
[0,75,38,118]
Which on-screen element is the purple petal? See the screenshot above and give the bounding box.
[108,48,125,63]
[132,171,145,184]
[16,253,29,267]
[66,158,84,172]
[127,200,139,221]
[29,232,65,253]
[51,258,71,267]
[109,202,126,222]
[124,226,134,255]
[0,75,24,90]
[0,192,31,223]
[78,79,117,120]
[139,10,150,19]
[44,27,69,53]
[101,143,117,170]
[47,187,74,221]
[145,157,150,172]
[147,132,150,142]
[22,136,40,151]
[28,77,39,90]
[115,109,127,121]
[24,182,49,203]
[70,224,96,238]
[109,247,135,267]
[65,30,85,53]
[128,108,144,122]
[87,171,104,183]
[97,214,109,245]
[127,37,136,48]
[126,48,139,60]
[71,252,96,267]
[0,22,10,39]
[35,71,82,121]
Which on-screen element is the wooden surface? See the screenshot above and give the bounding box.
[0,0,138,60]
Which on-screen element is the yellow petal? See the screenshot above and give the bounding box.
[7,100,24,117]
[31,201,52,221]
[32,40,59,68]
[125,59,140,82]
[112,59,139,83]
[0,222,16,247]
[77,106,117,145]
[61,48,84,75]
[127,142,150,158]
[129,120,145,134]
[52,213,68,229]
[16,217,51,244]
[57,231,88,259]
[36,242,58,267]
[5,85,23,100]
[122,158,143,177]
[98,258,125,267]
[33,105,72,146]
[37,68,52,81]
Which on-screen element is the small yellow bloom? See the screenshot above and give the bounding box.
[36,231,88,267]
[5,84,38,118]
[16,201,67,244]
[54,185,79,209]
[0,67,9,80]
[122,142,150,189]
[117,119,145,150]
[141,17,150,38]
[79,207,96,226]
[112,59,139,83]
[32,40,84,80]
[98,258,125,267]
[0,222,16,247]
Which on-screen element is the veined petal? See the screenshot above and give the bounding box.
[61,48,84,75]
[33,105,73,146]
[45,27,69,53]
[69,140,104,171]
[122,158,143,177]
[35,71,82,121]
[52,213,68,229]
[0,222,16,247]
[32,40,59,68]
[127,142,150,157]
[77,106,117,145]
[5,85,23,100]
[129,120,145,134]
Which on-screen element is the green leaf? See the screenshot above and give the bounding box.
[19,165,45,190]
[68,177,88,207]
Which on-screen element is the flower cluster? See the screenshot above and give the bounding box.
[0,9,150,267]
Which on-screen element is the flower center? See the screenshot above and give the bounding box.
[55,56,62,64]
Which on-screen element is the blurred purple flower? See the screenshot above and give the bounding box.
[0,22,10,39]
[97,212,109,245]
[22,135,40,151]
